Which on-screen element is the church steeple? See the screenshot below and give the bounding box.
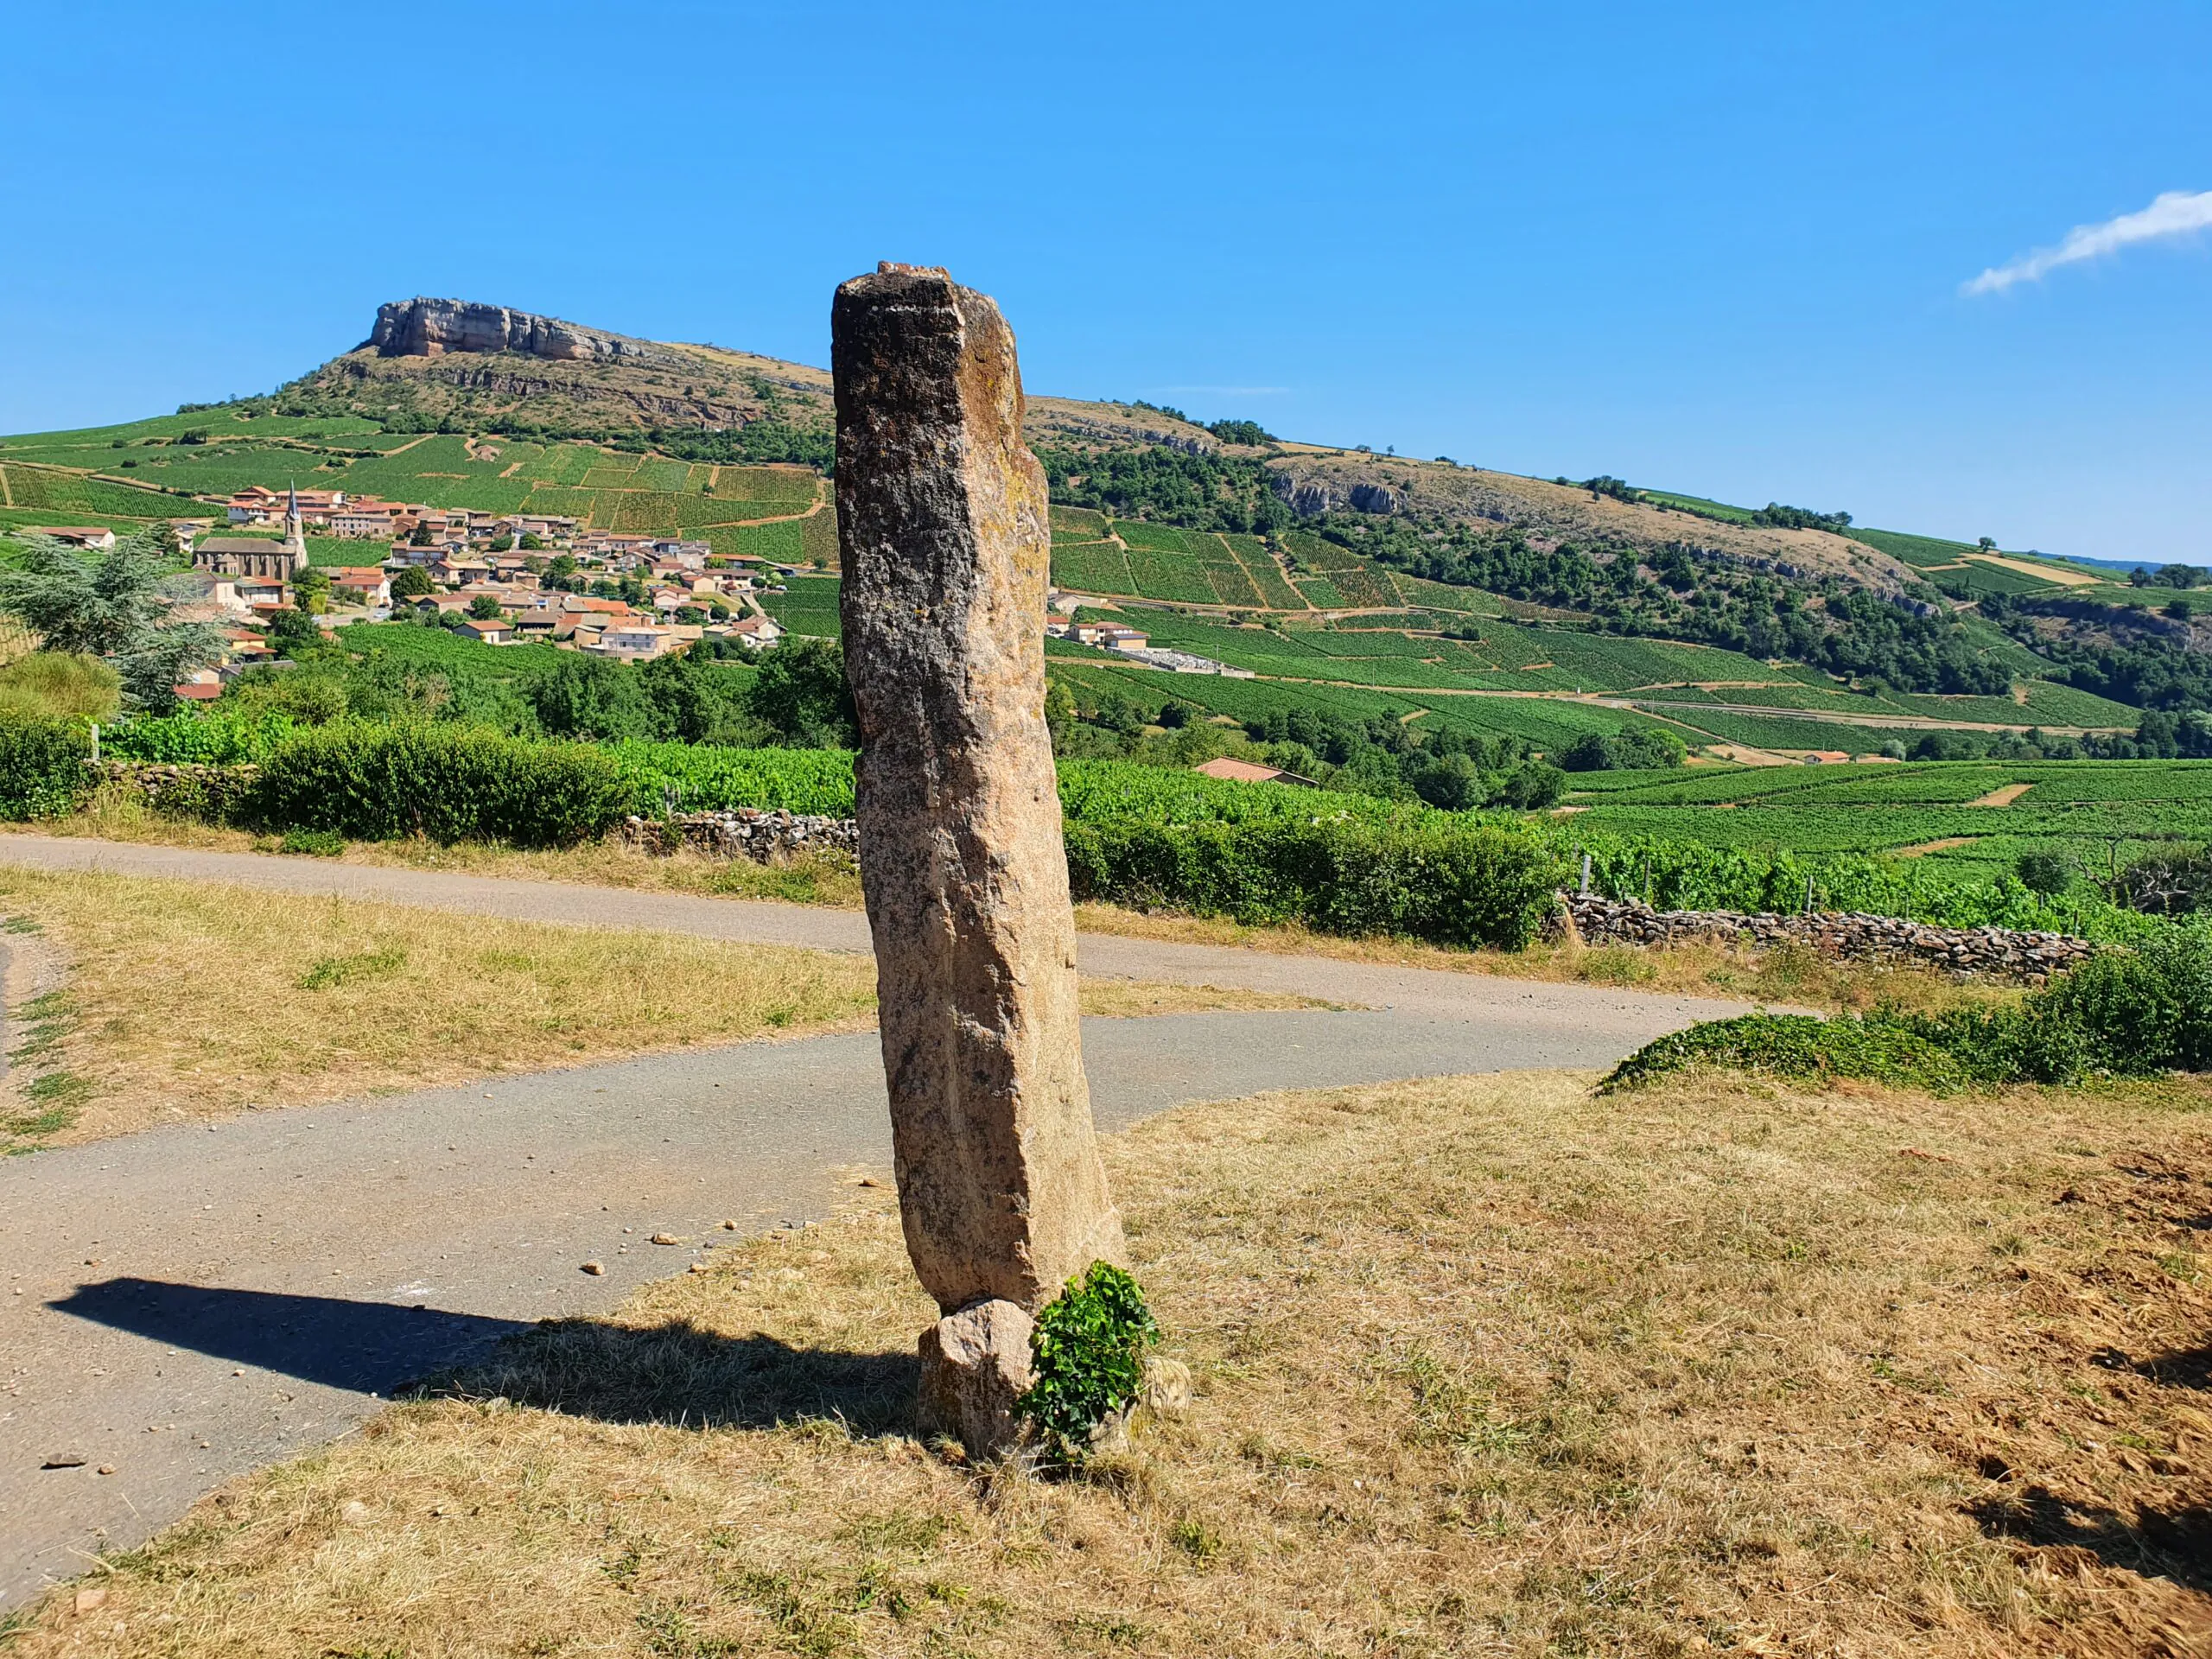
[283,480,308,575]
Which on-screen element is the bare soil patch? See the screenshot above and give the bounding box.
[1970,784,2036,807]
[1895,836,1979,857]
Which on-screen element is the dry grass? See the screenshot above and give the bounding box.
[0,870,1318,1147]
[19,1069,2211,1656]
[1076,903,2018,1019]
[11,786,868,908]
[6,805,2014,1020]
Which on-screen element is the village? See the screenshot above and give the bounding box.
[32,485,795,696]
[33,481,1257,696]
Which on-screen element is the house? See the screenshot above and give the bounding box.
[1099,626,1149,652]
[511,612,566,642]
[456,619,512,645]
[562,594,639,620]
[327,567,391,607]
[726,614,785,649]
[29,525,118,550]
[165,569,248,619]
[173,681,223,702]
[594,623,682,659]
[1799,750,1851,765]
[226,487,282,524]
[328,497,421,539]
[1192,756,1320,788]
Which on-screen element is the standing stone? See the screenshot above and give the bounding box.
[833,265,1126,1450]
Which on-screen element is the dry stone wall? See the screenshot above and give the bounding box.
[619,809,858,863]
[92,760,260,822]
[1559,892,2097,982]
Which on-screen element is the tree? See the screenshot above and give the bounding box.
[266,607,324,660]
[530,652,652,740]
[519,532,544,551]
[0,531,223,711]
[410,519,437,547]
[743,636,858,747]
[467,594,505,620]
[1977,537,1998,553]
[2014,850,2072,896]
[390,565,435,599]
[294,567,331,615]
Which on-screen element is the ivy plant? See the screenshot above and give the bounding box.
[1016,1262,1160,1461]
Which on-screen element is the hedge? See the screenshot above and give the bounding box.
[1605,920,2212,1091]
[1064,811,1566,950]
[249,723,630,848]
[0,716,92,819]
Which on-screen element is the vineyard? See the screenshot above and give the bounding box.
[0,415,827,552]
[1561,759,2212,894]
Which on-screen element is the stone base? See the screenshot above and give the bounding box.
[917,1300,1034,1460]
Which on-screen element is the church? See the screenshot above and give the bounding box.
[192,484,309,582]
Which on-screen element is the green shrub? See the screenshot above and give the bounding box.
[249,723,629,848]
[1605,922,2212,1092]
[0,715,92,819]
[105,710,301,765]
[0,652,119,721]
[1599,1012,1973,1094]
[277,827,346,857]
[1017,1262,1161,1462]
[1064,813,1564,950]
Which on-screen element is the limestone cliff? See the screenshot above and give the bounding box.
[366,298,678,366]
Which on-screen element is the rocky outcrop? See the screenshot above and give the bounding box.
[833,263,1126,1332]
[1274,476,1335,518]
[367,298,678,365]
[618,809,857,863]
[1558,892,2098,982]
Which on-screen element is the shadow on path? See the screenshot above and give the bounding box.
[51,1278,528,1394]
[53,1278,919,1435]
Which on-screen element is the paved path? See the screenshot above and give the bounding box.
[0,836,1758,1604]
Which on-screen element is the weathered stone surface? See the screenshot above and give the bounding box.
[916,1299,1034,1459]
[368,298,674,365]
[832,264,1125,1317]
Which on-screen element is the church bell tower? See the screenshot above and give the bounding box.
[283,482,308,575]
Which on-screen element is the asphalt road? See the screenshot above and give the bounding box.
[0,836,1760,1604]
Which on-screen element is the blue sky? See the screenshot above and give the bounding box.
[4,1,2209,562]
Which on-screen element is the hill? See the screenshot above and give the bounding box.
[2,296,2205,760]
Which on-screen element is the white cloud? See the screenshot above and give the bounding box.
[1964,188,2212,296]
